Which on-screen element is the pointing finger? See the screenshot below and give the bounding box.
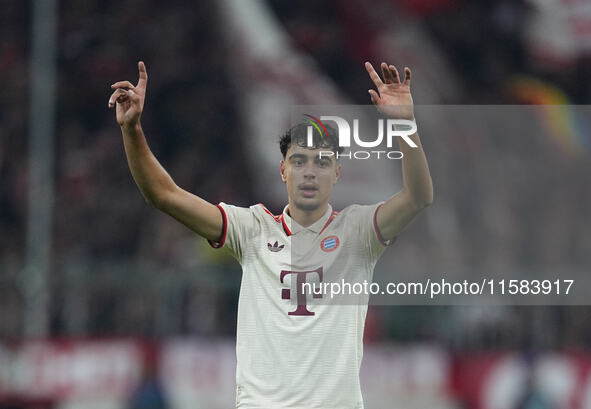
[365,62,384,89]
[136,61,148,89]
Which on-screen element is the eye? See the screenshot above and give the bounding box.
[293,158,304,166]
[318,159,331,168]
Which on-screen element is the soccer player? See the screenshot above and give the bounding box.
[109,60,432,408]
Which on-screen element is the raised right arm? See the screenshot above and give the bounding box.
[108,62,223,242]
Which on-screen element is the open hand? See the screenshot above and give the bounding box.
[365,62,414,120]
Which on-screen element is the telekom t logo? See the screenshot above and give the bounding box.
[280,267,323,316]
[304,114,418,148]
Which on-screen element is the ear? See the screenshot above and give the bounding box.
[334,163,342,184]
[280,160,287,183]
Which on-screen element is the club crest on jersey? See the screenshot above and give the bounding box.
[320,235,340,252]
[267,241,285,252]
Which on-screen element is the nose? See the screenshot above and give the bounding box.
[303,162,316,179]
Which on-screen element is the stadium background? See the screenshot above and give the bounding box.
[1,0,590,408]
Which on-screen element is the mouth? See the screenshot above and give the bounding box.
[299,184,319,198]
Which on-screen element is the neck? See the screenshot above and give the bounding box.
[287,202,329,227]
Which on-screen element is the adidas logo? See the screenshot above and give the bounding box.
[267,241,285,252]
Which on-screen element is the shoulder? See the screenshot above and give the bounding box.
[335,202,394,248]
[219,202,287,226]
[252,203,282,221]
[336,203,382,219]
[332,203,385,236]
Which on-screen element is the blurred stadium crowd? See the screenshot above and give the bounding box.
[1,0,590,353]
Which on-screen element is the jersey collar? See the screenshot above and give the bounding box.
[282,204,333,235]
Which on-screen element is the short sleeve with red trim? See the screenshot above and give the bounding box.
[207,202,259,262]
[346,202,395,264]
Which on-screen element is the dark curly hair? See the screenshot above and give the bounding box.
[279,122,344,159]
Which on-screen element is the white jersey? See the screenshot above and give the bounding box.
[209,202,392,409]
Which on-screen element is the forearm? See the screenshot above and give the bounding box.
[398,130,433,208]
[121,123,176,207]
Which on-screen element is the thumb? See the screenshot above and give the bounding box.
[368,89,379,105]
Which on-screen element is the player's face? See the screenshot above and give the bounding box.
[280,145,341,212]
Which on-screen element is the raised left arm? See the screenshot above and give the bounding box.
[365,62,433,242]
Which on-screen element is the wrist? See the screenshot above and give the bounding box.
[390,115,415,122]
[121,121,142,134]
[389,111,414,121]
[383,106,415,121]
